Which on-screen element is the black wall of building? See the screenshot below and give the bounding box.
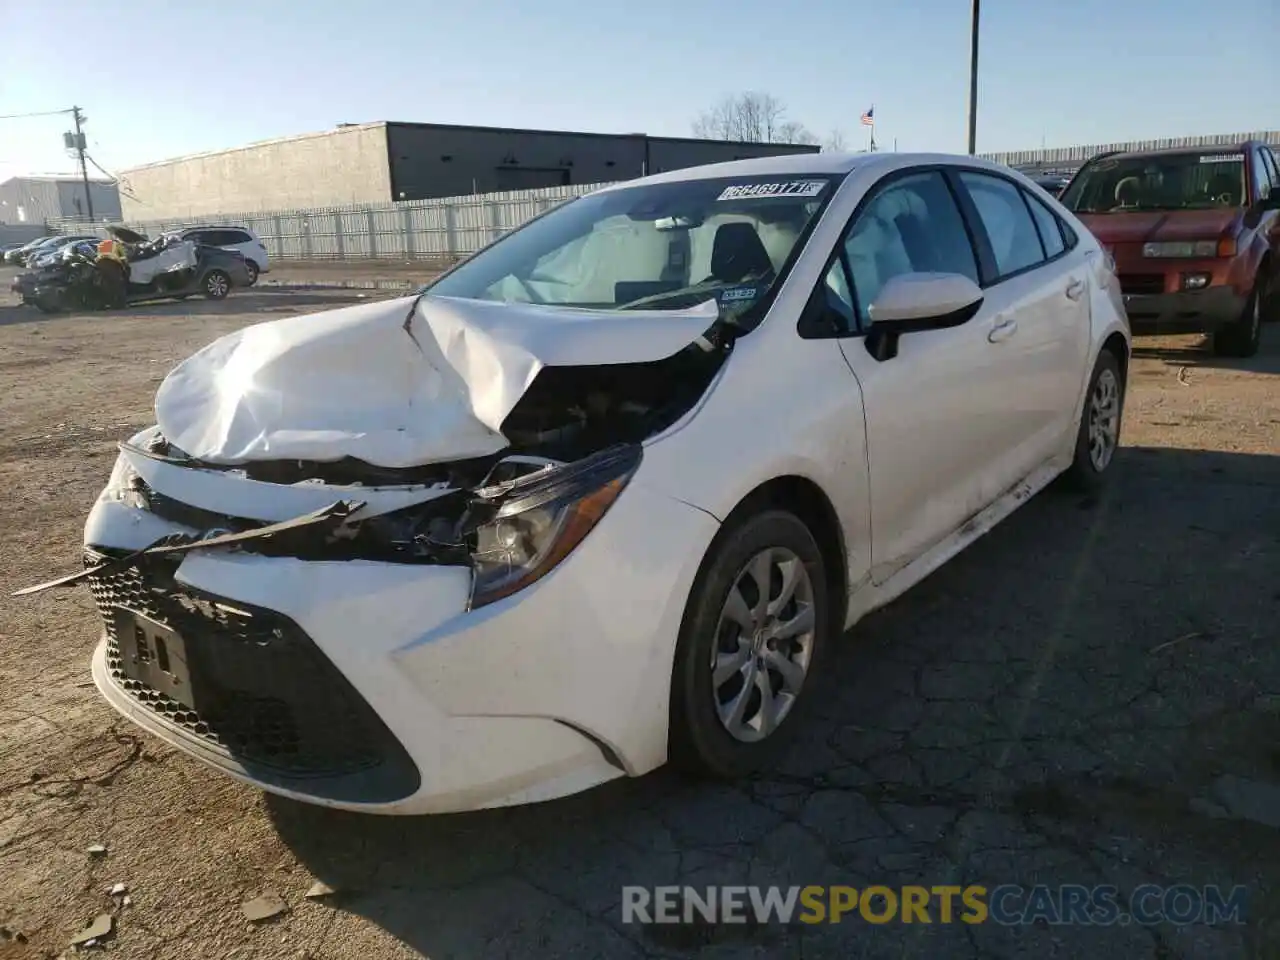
[384,124,820,201]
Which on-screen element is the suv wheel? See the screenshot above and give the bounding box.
[669,509,831,778]
[244,261,260,285]
[1212,283,1262,358]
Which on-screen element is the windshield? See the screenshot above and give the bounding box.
[424,174,839,320]
[1061,152,1246,213]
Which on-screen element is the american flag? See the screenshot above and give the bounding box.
[861,107,874,126]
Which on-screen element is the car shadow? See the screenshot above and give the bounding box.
[1132,325,1280,375]
[265,445,1280,958]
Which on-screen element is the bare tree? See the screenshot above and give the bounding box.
[778,120,820,146]
[822,129,849,153]
[692,92,815,144]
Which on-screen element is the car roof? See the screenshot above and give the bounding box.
[1094,142,1255,162]
[592,151,1034,192]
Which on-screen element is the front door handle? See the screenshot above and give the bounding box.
[988,317,1018,343]
[1065,279,1086,301]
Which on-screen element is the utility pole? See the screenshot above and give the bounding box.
[966,0,980,155]
[72,106,94,221]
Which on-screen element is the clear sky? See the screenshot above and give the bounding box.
[2,0,1277,183]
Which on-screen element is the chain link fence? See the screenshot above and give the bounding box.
[47,181,621,262]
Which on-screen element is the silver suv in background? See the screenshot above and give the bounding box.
[175,226,269,284]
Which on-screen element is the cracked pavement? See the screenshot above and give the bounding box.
[0,280,1277,959]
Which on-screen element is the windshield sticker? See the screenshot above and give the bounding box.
[717,180,827,201]
[719,286,757,303]
[1200,154,1244,163]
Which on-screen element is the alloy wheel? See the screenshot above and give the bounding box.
[711,547,816,743]
[1088,368,1121,471]
[206,273,229,298]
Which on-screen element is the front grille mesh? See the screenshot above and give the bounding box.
[86,550,399,780]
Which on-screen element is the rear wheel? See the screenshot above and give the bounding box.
[669,510,830,778]
[203,270,231,300]
[1212,282,1262,358]
[1063,349,1124,493]
[244,261,260,285]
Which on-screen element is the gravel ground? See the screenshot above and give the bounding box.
[0,270,1277,959]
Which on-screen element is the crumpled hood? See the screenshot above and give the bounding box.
[155,293,719,468]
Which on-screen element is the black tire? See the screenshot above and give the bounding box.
[1212,282,1262,358]
[203,270,231,300]
[1063,349,1125,493]
[244,261,260,286]
[669,509,831,779]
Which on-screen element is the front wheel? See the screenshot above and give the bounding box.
[669,510,830,778]
[1212,283,1262,358]
[1063,349,1124,493]
[203,270,231,300]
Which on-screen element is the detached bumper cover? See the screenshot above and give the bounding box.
[1123,285,1246,333]
[80,468,719,813]
[86,548,422,805]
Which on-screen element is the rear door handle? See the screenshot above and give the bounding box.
[1065,279,1086,301]
[988,317,1018,343]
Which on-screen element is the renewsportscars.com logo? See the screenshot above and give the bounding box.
[621,884,1249,926]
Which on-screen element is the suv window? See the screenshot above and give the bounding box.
[222,229,253,244]
[1250,149,1271,201]
[1262,149,1280,195]
[957,172,1046,278]
[842,170,979,327]
[1022,190,1066,259]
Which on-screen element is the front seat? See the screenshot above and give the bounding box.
[707,222,774,284]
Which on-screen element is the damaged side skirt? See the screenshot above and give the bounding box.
[13,500,365,597]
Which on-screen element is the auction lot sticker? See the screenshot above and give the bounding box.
[717,180,827,201]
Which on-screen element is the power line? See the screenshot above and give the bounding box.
[0,107,74,121]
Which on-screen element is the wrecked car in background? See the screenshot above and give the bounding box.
[26,226,251,313]
[20,152,1129,814]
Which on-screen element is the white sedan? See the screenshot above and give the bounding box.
[31,152,1128,814]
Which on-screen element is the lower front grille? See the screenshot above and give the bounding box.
[1118,274,1166,296]
[85,549,420,801]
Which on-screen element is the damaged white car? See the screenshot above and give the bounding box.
[22,152,1129,814]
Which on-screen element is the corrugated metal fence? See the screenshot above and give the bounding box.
[49,181,620,262]
[43,129,1280,261]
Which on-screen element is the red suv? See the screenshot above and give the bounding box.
[1060,141,1280,357]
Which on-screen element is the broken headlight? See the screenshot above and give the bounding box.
[468,445,642,610]
[101,453,148,510]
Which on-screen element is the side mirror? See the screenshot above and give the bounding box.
[864,272,984,362]
[867,272,984,332]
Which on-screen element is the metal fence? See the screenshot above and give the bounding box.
[42,128,1280,261]
[48,181,621,262]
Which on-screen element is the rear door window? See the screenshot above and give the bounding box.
[956,172,1048,279]
[1022,190,1067,260]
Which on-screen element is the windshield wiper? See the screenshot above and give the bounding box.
[617,279,724,311]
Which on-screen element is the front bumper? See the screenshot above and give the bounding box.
[82,461,719,814]
[1122,285,1246,335]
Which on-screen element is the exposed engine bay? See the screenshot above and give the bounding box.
[48,331,732,598]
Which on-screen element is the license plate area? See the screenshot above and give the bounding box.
[113,609,196,711]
